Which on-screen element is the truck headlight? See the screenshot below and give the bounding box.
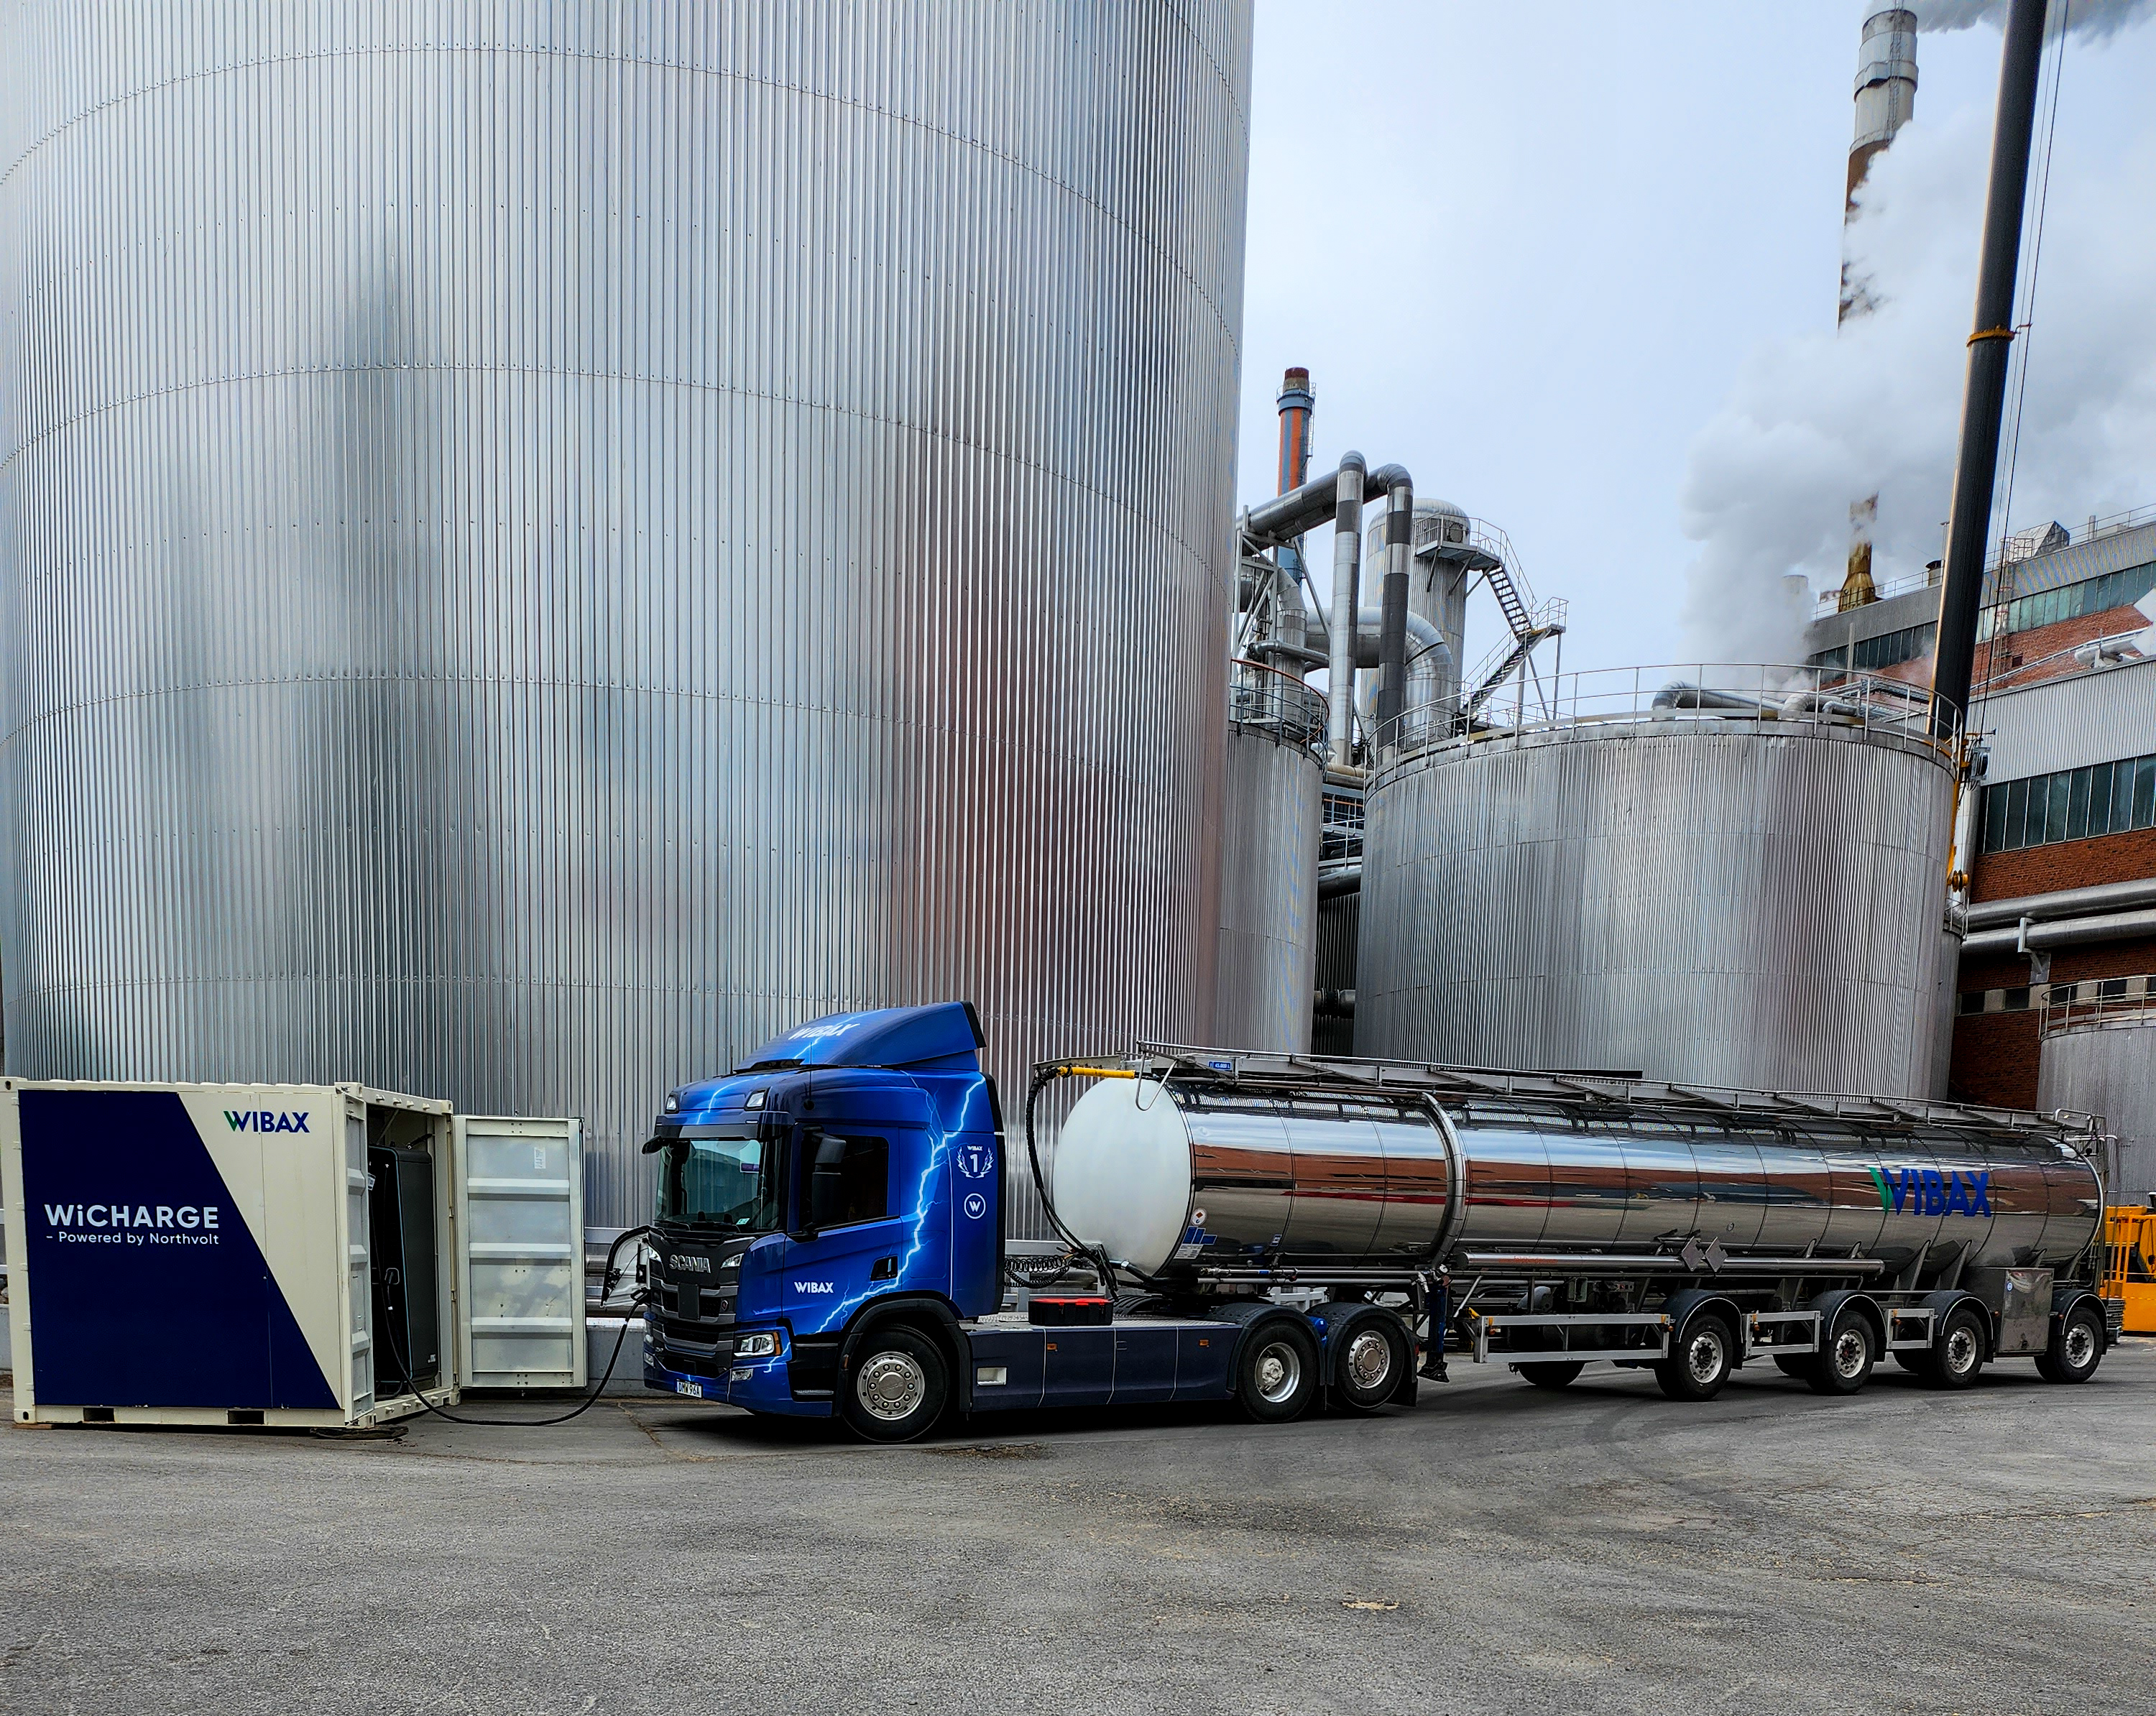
[736,1332,780,1360]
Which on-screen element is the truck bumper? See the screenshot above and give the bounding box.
[640,1329,833,1419]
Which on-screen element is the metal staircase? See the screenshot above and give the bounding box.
[1460,545,1567,719]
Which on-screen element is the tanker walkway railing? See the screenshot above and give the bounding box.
[1370,662,1958,778]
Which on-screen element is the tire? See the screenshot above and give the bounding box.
[1332,1316,1409,1414]
[838,1326,949,1443]
[1237,1321,1320,1424]
[1654,1313,1736,1401]
[1892,1352,1929,1375]
[2035,1301,2105,1384]
[1924,1306,1987,1391]
[1520,1361,1585,1390]
[1773,1355,1812,1379]
[1806,1306,1876,1396]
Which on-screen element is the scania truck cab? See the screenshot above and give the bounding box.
[639,1002,1416,1440]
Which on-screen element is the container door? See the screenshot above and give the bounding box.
[453,1116,585,1388]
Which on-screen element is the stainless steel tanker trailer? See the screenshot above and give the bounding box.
[1045,1046,2116,1402]
[635,1005,2115,1441]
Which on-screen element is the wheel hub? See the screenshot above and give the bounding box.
[1255,1340,1302,1404]
[1686,1329,1723,1384]
[1833,1329,1868,1378]
[857,1351,926,1421]
[1944,1327,1978,1374]
[2063,1322,2097,1368]
[1345,1329,1392,1391]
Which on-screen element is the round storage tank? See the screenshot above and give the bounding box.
[0,3,1253,1230]
[1359,681,1959,1097]
[2038,1012,2156,1196]
[1213,673,1324,1052]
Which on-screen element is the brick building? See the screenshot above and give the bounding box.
[1803,511,2156,1189]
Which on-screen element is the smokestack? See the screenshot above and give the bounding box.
[1273,366,1315,603]
[1848,11,1920,216]
[1932,0,2050,737]
[1835,11,1919,612]
[1276,367,1314,497]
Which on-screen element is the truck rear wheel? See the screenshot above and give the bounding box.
[1333,1318,1409,1413]
[1238,1322,1319,1424]
[1806,1308,1876,1396]
[2035,1301,2105,1384]
[839,1327,949,1443]
[1654,1313,1735,1401]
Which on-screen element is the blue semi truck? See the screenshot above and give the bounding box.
[637,1002,2111,1441]
[637,1002,1421,1440]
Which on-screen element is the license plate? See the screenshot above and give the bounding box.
[675,1378,704,1399]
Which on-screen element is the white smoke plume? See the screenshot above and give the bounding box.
[1915,0,2156,40]
[1678,28,2156,665]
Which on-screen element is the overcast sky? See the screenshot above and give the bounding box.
[1238,1,2156,679]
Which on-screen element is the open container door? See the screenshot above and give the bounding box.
[453,1115,586,1389]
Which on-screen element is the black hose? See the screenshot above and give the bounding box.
[1023,1064,1171,1293]
[376,1298,644,1429]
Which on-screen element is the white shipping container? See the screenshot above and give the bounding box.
[0,1081,574,1429]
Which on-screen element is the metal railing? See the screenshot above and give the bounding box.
[1227,657,1327,757]
[2041,976,2156,1039]
[1370,663,1958,774]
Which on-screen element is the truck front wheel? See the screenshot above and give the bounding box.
[839,1327,949,1443]
[1238,1323,1319,1424]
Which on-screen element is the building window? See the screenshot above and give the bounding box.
[1977,560,2156,641]
[1982,752,2156,853]
[1808,622,1935,674]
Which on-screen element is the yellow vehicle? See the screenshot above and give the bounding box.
[2104,1207,2156,1335]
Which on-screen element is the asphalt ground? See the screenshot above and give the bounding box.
[4,1342,2153,1716]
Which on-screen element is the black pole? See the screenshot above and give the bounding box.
[1930,0,2048,737]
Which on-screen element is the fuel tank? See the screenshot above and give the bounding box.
[1050,1076,2101,1280]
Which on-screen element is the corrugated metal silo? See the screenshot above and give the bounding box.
[1359,679,1960,1097]
[1212,670,1323,1052]
[0,2,1254,1231]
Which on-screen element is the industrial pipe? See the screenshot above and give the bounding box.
[1649,683,1778,713]
[1964,876,2156,931]
[1273,367,1315,596]
[1376,481,1415,732]
[1930,0,2050,737]
[1961,906,2156,959]
[1327,455,1366,768]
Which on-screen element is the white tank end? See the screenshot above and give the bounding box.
[1051,1078,1192,1276]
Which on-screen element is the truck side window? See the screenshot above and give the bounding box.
[806,1133,890,1229]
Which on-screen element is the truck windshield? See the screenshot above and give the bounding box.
[657,1134,782,1231]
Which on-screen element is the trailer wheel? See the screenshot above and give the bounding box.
[1921,1306,1987,1390]
[2035,1301,2105,1385]
[839,1327,948,1443]
[1237,1322,1319,1424]
[1654,1313,1735,1401]
[1520,1362,1585,1390]
[1333,1319,1409,1414]
[1805,1307,1876,1396]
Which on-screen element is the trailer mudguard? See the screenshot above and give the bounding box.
[1659,1288,1747,1363]
[1806,1288,1884,1356]
[1307,1301,1417,1408]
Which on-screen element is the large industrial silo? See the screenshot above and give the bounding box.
[0,3,1253,1229]
[1359,684,1960,1097]
[1212,672,1323,1052]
